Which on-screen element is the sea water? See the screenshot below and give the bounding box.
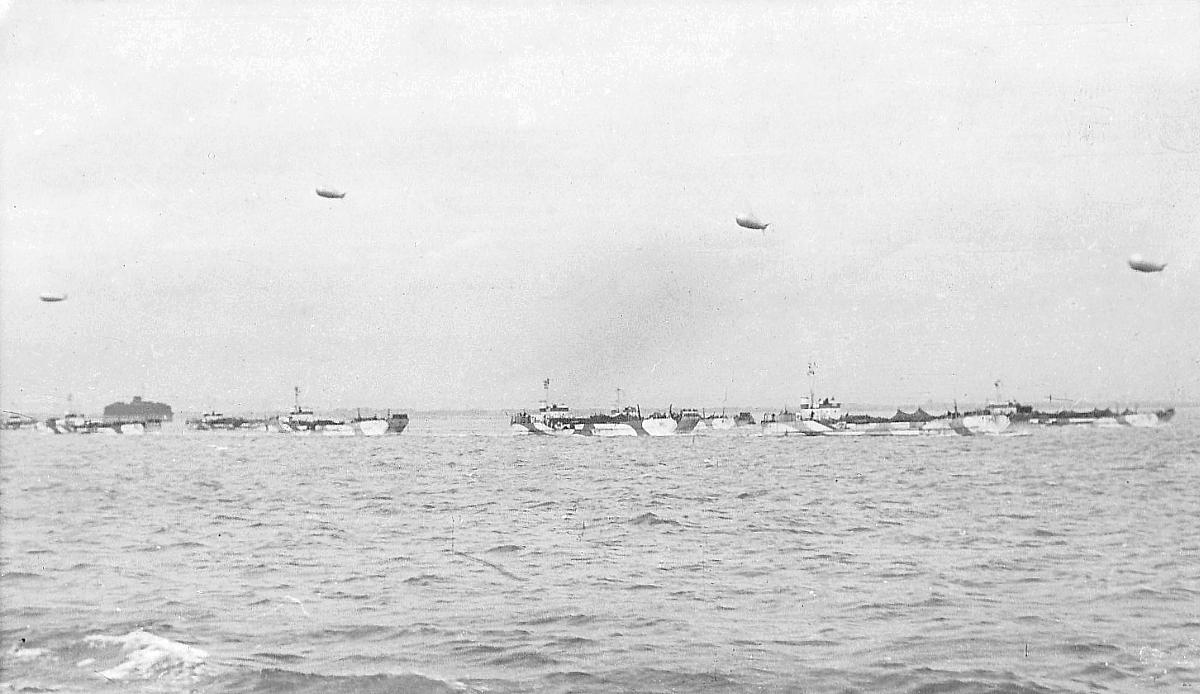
[2,411,1198,692]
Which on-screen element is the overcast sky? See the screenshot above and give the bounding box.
[2,0,1198,413]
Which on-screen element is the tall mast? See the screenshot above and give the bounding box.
[294,386,300,412]
[807,362,817,408]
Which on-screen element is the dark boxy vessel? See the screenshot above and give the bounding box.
[103,396,173,424]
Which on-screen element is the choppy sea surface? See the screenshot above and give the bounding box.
[2,410,1198,693]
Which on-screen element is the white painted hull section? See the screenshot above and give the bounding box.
[511,422,576,436]
[588,423,640,437]
[762,419,833,436]
[640,418,679,437]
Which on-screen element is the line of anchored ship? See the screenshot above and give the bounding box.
[10,387,409,437]
[509,392,1176,437]
[7,385,1176,438]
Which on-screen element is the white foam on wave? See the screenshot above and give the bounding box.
[84,630,209,683]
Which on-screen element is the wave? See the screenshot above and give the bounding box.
[627,512,681,527]
[403,573,449,586]
[517,613,598,627]
[485,544,525,553]
[597,666,741,692]
[863,667,1056,694]
[486,650,561,667]
[218,668,471,693]
[83,630,211,684]
[0,571,42,581]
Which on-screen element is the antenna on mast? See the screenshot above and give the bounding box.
[807,362,817,408]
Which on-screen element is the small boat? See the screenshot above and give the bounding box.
[1127,254,1166,273]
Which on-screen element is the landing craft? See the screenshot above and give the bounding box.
[39,293,67,302]
[735,214,770,230]
[315,188,346,199]
[1128,254,1167,273]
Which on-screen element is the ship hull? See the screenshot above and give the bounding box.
[580,422,644,437]
[35,419,158,435]
[513,418,697,437]
[762,417,834,436]
[269,415,408,436]
[639,418,678,437]
[511,422,577,436]
[188,422,263,431]
[1023,409,1174,428]
[186,416,267,431]
[840,414,1013,436]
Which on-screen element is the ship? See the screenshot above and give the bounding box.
[35,412,158,435]
[694,389,756,431]
[33,393,165,434]
[509,402,648,437]
[185,411,267,431]
[509,400,578,436]
[835,407,1013,436]
[700,412,738,430]
[266,388,408,436]
[702,410,758,430]
[104,396,173,423]
[640,407,702,436]
[983,400,1175,428]
[761,365,1017,437]
[761,397,848,436]
[3,411,36,430]
[583,405,655,437]
[509,382,699,436]
[762,363,853,435]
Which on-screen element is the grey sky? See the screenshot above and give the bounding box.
[2,0,1198,413]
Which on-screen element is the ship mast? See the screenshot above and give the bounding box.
[294,386,301,413]
[807,362,817,408]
